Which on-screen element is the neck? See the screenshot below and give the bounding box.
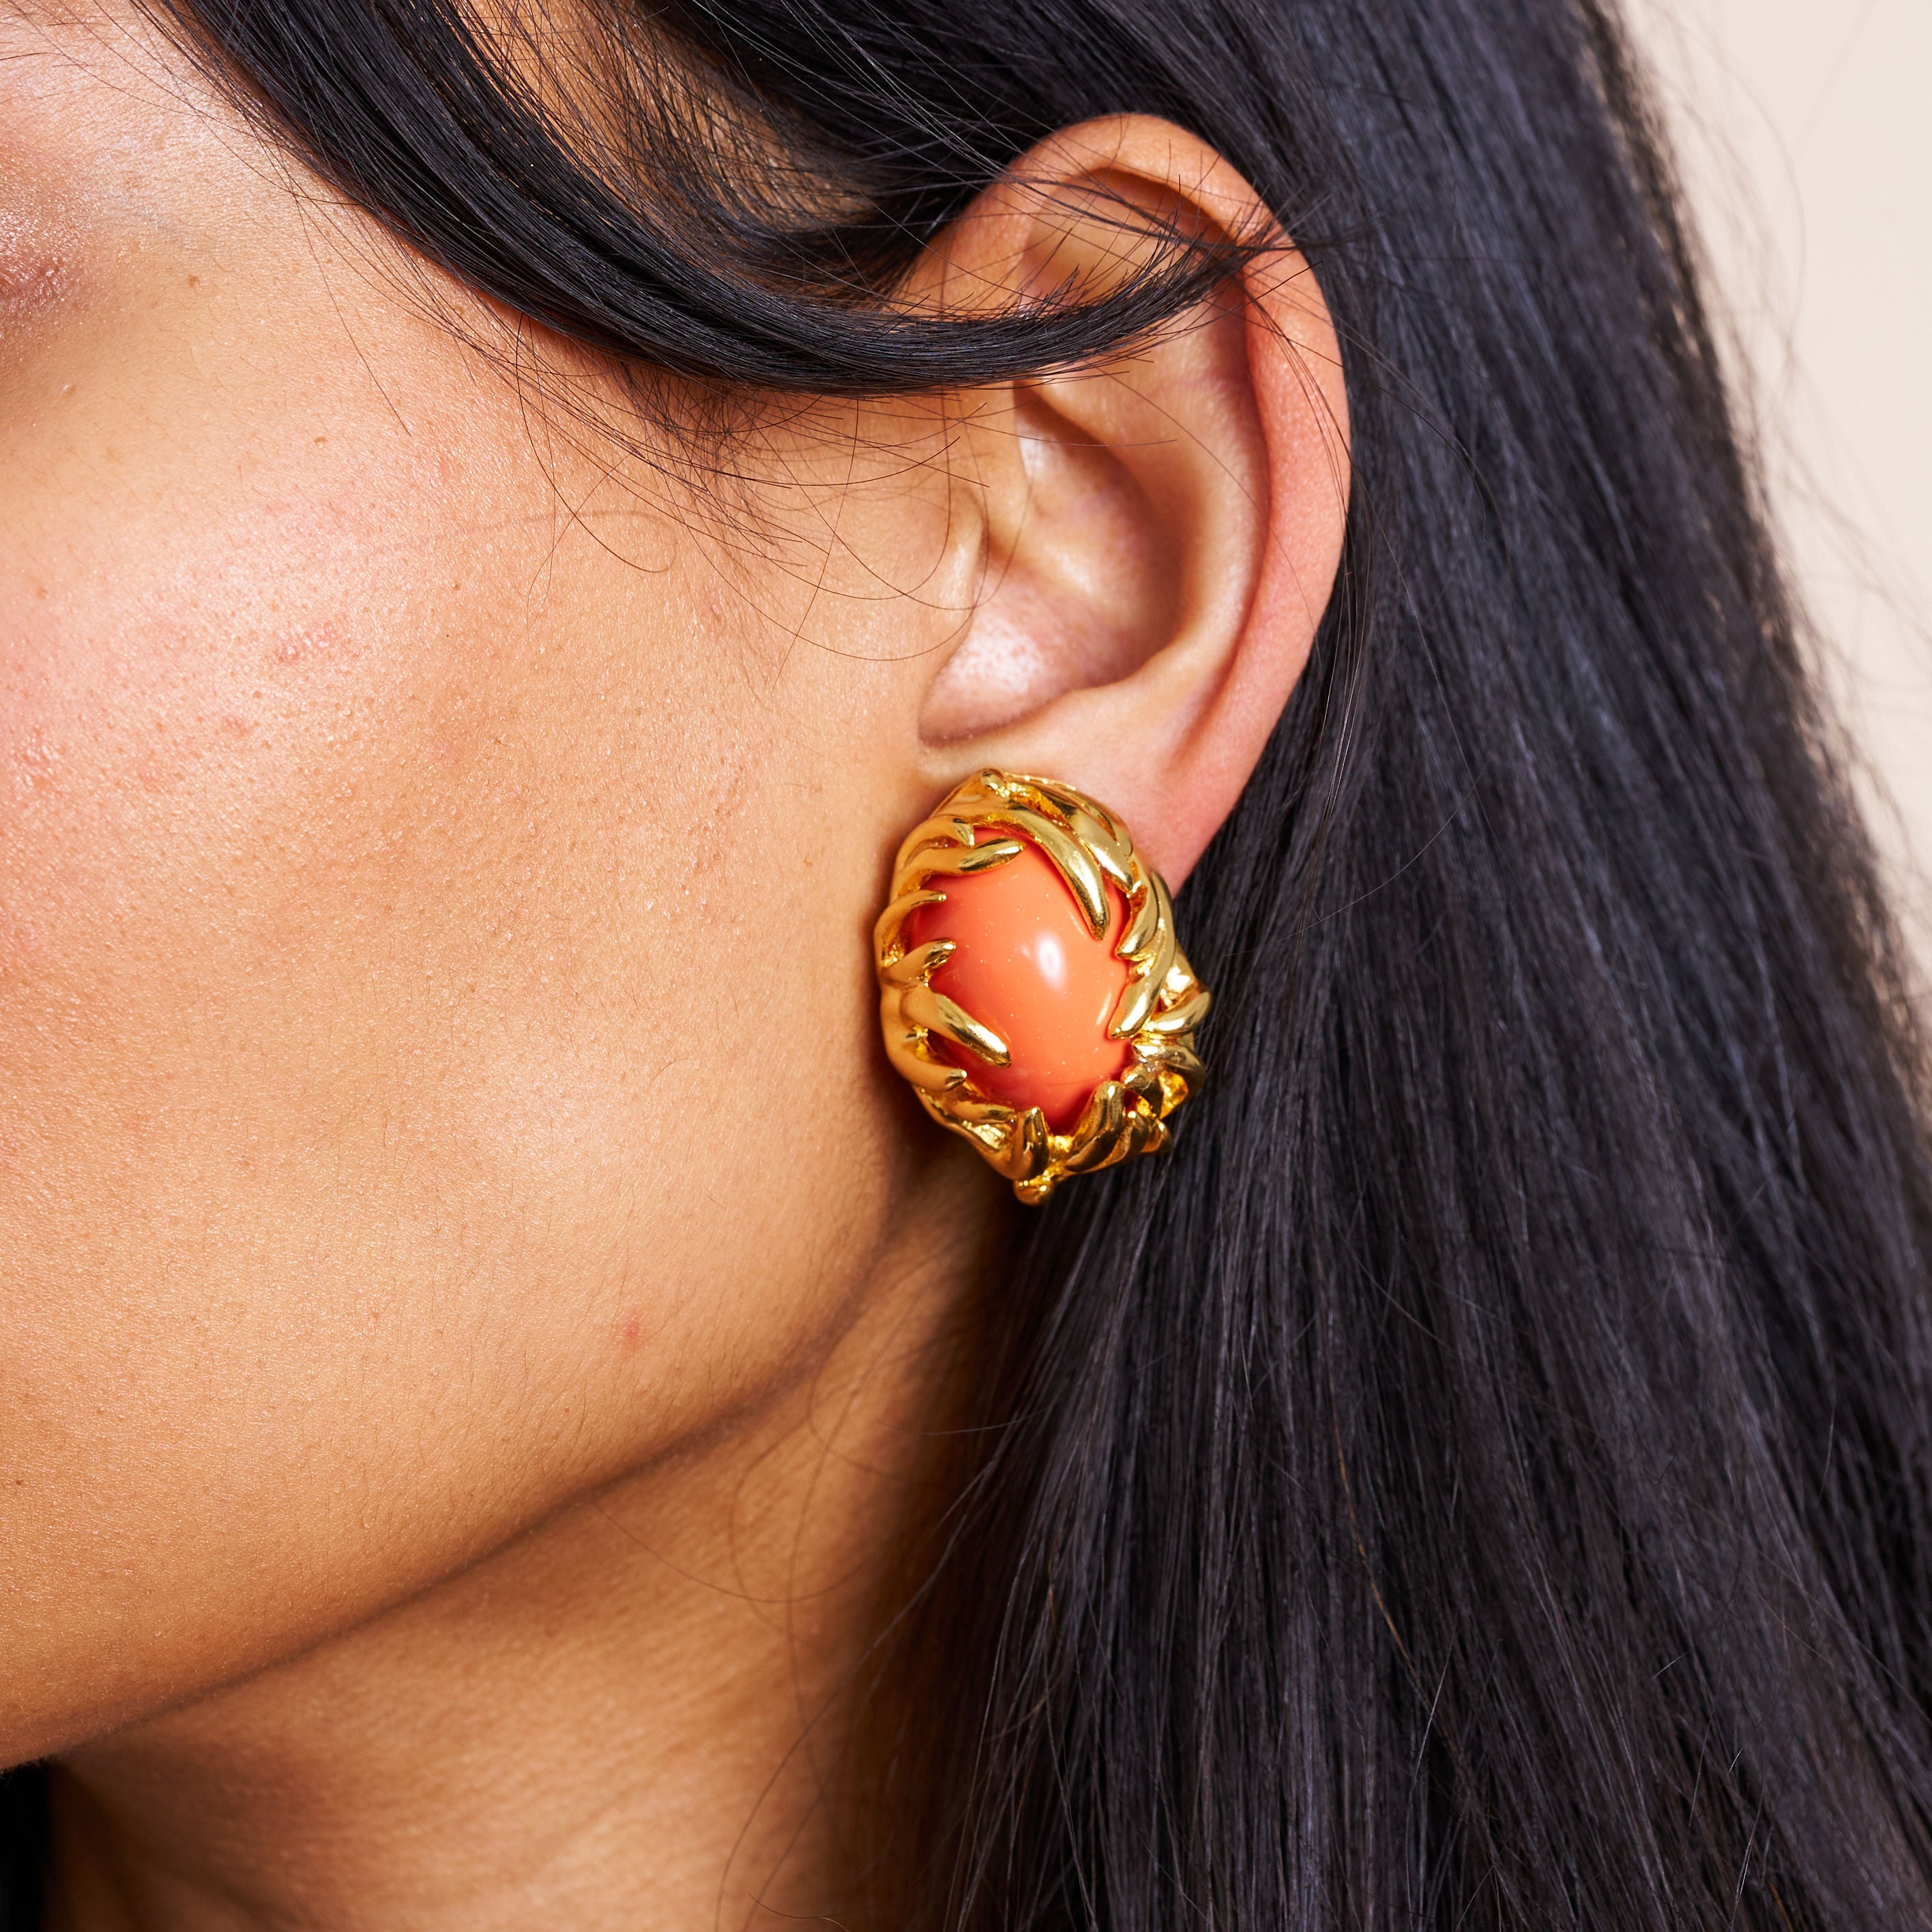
[47,1154,999,1932]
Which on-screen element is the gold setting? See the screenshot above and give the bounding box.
[873,770,1210,1203]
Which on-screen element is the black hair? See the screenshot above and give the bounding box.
[10,0,1932,1924]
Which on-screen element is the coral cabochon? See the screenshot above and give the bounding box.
[874,770,1210,1203]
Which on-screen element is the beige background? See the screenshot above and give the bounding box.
[1623,0,1932,977]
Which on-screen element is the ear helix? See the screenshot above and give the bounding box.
[873,770,1210,1203]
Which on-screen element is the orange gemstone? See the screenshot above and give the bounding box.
[905,834,1132,1132]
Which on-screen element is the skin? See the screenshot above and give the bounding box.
[0,5,1349,1925]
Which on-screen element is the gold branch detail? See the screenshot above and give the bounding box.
[874,770,1210,1204]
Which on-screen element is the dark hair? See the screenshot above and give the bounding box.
[12,0,1932,1924]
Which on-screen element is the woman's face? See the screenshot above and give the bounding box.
[0,0,1350,1797]
[0,2,985,1760]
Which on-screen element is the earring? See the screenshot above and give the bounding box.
[873,770,1210,1203]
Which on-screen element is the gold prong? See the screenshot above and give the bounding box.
[1143,871,1178,991]
[917,1087,1006,1134]
[1142,987,1211,1036]
[1118,883,1161,959]
[1107,972,1157,1040]
[1070,808,1133,887]
[881,939,955,987]
[1063,1082,1128,1173]
[1135,1038,1205,1091]
[893,813,1020,870]
[982,809,1109,937]
[892,838,1022,899]
[938,1092,1017,1127]
[883,1018,968,1092]
[901,985,1010,1066]
[997,1107,1050,1186]
[874,888,946,958]
[956,838,1024,871]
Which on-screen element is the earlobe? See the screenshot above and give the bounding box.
[909,118,1350,886]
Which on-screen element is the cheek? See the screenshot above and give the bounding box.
[0,304,913,1759]
[0,0,923,1776]
[0,400,457,1113]
[0,331,879,1756]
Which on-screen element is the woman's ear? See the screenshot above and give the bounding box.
[907,117,1349,885]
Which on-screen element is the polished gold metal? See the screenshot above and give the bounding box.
[874,770,1210,1203]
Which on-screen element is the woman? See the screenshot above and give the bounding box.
[3,0,1929,1922]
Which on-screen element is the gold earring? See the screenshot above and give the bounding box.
[873,770,1210,1203]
